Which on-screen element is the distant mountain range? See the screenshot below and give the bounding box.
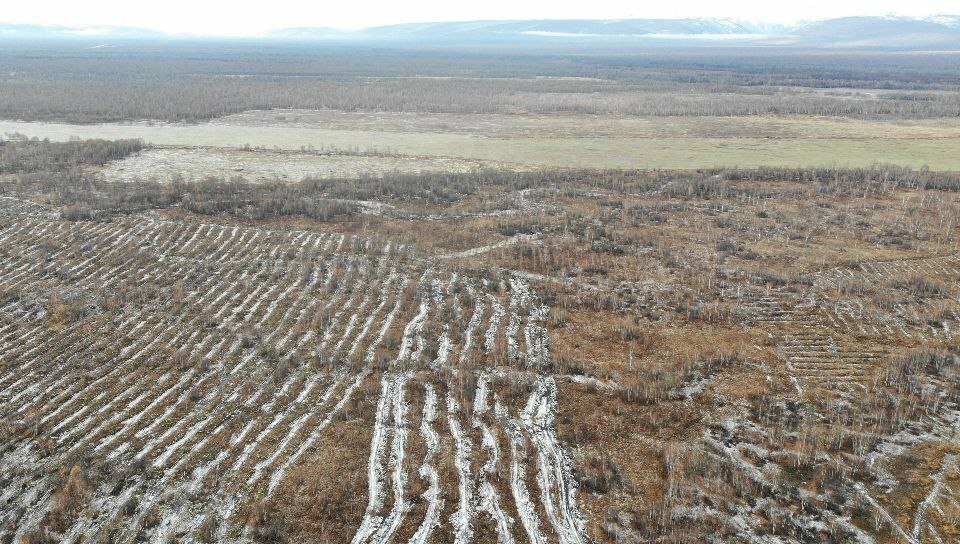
[270,18,787,41]
[3,16,960,49]
[0,23,165,40]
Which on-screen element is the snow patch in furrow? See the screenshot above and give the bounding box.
[370,372,412,544]
[247,374,341,486]
[364,278,409,364]
[433,326,452,370]
[267,370,366,496]
[473,375,515,544]
[484,295,505,354]
[399,297,430,363]
[521,377,587,544]
[266,273,401,497]
[226,373,304,476]
[506,293,522,361]
[151,394,226,468]
[410,383,442,544]
[34,315,164,423]
[354,277,425,543]
[496,397,547,544]
[912,454,957,541]
[474,374,490,417]
[9,486,53,544]
[473,373,513,544]
[351,374,396,544]
[448,394,475,544]
[514,278,551,370]
[460,297,486,365]
[345,269,398,360]
[172,386,271,482]
[277,257,343,350]
[191,450,230,493]
[101,366,189,444]
[318,269,366,353]
[331,284,377,357]
[854,483,916,543]
[478,433,515,544]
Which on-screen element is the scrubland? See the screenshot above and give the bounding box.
[1,43,959,543]
[0,135,959,543]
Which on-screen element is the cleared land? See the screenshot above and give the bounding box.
[101,148,495,184]
[2,139,960,542]
[0,206,586,544]
[3,44,960,544]
[4,114,960,170]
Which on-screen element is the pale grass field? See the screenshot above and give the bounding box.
[100,147,493,183]
[3,112,960,170]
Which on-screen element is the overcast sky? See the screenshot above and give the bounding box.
[2,0,958,35]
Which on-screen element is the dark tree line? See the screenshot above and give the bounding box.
[0,139,356,222]
[178,179,356,221]
[717,165,960,192]
[4,139,960,224]
[0,138,144,173]
[1,46,959,123]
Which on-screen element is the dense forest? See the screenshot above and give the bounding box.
[1,45,959,122]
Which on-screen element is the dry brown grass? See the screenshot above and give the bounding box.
[273,406,374,541]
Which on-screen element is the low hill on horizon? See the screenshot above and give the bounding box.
[3,15,960,49]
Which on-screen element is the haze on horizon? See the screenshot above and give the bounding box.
[0,0,958,36]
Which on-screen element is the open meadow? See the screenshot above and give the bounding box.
[3,113,960,171]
